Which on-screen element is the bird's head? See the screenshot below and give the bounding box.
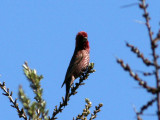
[75,31,90,50]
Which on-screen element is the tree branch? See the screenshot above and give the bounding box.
[139,0,160,118]
[117,58,157,94]
[50,63,95,120]
[0,82,28,120]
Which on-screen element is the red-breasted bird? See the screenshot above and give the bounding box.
[61,31,90,105]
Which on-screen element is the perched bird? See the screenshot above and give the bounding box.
[61,31,90,105]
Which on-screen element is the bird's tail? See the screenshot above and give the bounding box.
[64,83,70,105]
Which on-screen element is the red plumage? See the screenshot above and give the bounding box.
[61,31,90,105]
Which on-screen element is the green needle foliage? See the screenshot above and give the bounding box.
[0,61,102,120]
[19,62,49,120]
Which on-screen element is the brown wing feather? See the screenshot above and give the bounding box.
[61,52,83,88]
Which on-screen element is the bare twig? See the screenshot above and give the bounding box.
[117,58,157,94]
[133,105,142,120]
[0,82,28,120]
[126,42,154,66]
[74,98,92,120]
[120,3,138,8]
[117,0,160,120]
[137,97,157,115]
[73,98,103,120]
[139,0,160,118]
[89,103,103,120]
[136,70,154,76]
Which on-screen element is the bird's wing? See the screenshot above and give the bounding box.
[61,52,83,88]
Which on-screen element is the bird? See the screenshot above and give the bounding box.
[61,31,90,105]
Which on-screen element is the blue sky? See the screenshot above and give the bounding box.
[0,0,160,120]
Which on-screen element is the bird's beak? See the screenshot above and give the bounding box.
[83,37,88,42]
